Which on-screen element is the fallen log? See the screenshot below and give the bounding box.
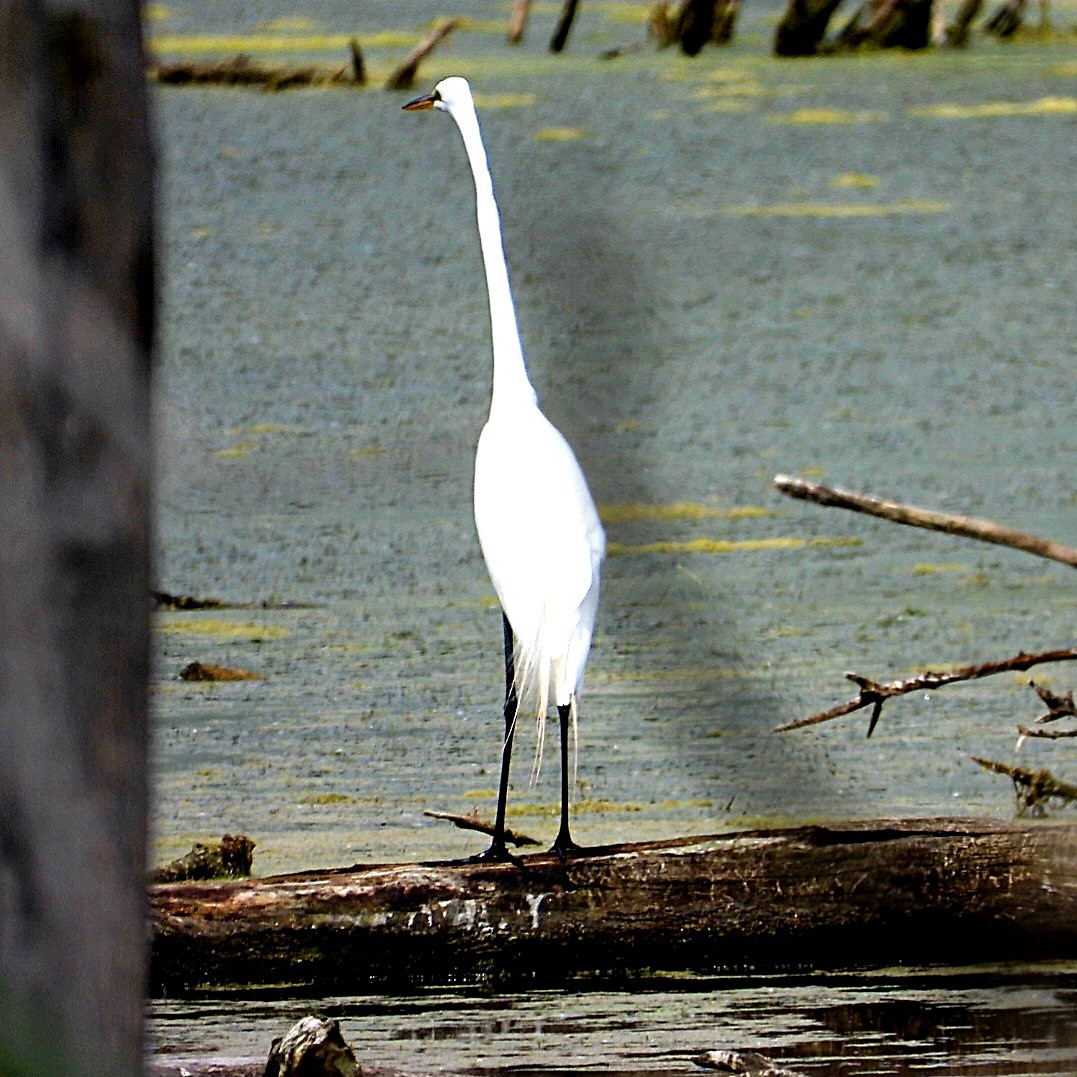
[150,818,1077,996]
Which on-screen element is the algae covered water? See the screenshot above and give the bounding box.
[150,0,1075,1070]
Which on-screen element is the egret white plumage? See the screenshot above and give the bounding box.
[404,77,604,861]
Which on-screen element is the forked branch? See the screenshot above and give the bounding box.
[776,648,1077,734]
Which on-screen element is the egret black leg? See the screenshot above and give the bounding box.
[550,702,581,857]
[473,613,519,863]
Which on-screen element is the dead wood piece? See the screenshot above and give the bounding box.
[1032,681,1076,724]
[180,661,261,682]
[776,648,1077,734]
[348,39,366,85]
[149,819,1077,994]
[695,1049,803,1075]
[508,0,533,43]
[676,0,717,54]
[424,809,540,846]
[773,0,847,54]
[550,0,582,52]
[384,20,459,91]
[151,834,256,883]
[152,55,359,91]
[264,1016,359,1077]
[713,0,741,43]
[971,757,1077,815]
[985,0,1027,33]
[836,0,933,47]
[945,0,984,42]
[773,474,1077,568]
[153,589,224,610]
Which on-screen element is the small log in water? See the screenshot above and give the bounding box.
[150,819,1077,995]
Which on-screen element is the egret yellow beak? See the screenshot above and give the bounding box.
[402,92,438,111]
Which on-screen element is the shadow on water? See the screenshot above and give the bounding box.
[148,966,1077,1076]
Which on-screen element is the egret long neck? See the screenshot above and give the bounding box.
[449,101,536,413]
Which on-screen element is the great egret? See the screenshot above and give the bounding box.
[404,77,604,860]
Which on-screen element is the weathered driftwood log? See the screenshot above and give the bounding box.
[153,54,362,90]
[773,0,847,54]
[150,819,1077,995]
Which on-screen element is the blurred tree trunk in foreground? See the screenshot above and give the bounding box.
[0,2,155,1075]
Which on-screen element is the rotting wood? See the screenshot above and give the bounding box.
[149,818,1077,995]
[775,648,1077,734]
[773,475,1077,568]
[384,20,460,91]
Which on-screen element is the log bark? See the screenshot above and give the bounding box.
[150,819,1077,995]
[0,2,154,1073]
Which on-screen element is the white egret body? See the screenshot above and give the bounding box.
[405,77,604,859]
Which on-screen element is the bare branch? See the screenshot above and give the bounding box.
[773,475,1077,568]
[971,756,1077,814]
[423,809,540,847]
[776,648,1077,733]
[384,20,460,91]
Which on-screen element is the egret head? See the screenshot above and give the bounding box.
[402,76,473,115]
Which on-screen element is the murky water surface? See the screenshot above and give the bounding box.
[149,0,1075,1069]
[148,967,1077,1075]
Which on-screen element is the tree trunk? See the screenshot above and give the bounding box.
[0,2,154,1074]
[151,819,1077,995]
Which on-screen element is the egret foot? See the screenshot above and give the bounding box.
[470,841,523,866]
[549,829,581,859]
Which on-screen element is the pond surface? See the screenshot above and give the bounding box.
[148,966,1077,1075]
[148,0,1075,1070]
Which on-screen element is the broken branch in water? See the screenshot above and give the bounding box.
[773,475,1077,568]
[424,809,541,847]
[776,648,1077,734]
[384,19,460,90]
[971,757,1077,815]
[1015,681,1077,746]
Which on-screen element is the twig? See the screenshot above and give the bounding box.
[384,19,460,91]
[775,648,1077,734]
[773,475,1077,568]
[424,809,541,847]
[1031,680,1076,724]
[971,756,1077,815]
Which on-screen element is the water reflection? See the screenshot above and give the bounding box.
[148,966,1077,1076]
